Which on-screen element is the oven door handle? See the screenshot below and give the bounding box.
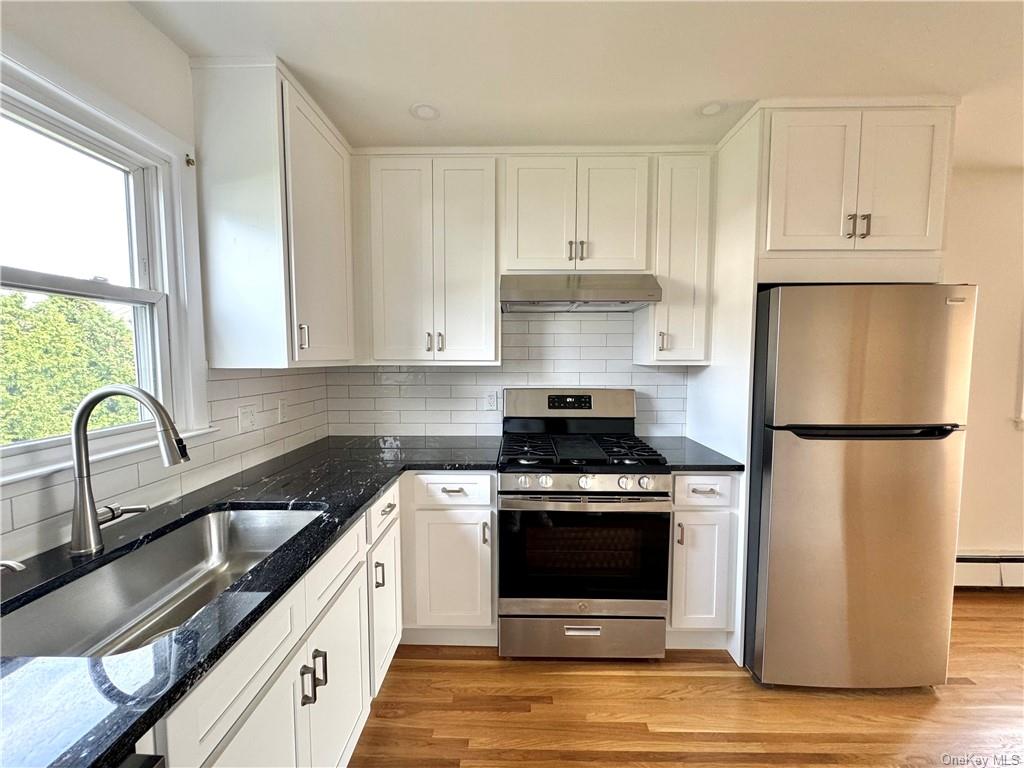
[498,497,672,514]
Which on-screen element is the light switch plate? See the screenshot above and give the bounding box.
[238,405,257,433]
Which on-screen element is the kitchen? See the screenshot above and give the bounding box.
[0,2,1021,767]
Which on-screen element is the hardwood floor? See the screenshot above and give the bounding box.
[351,590,1023,767]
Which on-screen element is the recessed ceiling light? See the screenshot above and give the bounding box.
[699,102,725,117]
[409,103,440,121]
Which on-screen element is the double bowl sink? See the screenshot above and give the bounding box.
[1,506,324,658]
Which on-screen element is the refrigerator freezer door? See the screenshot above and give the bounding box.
[767,284,976,427]
[753,428,965,687]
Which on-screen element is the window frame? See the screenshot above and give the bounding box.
[0,53,209,468]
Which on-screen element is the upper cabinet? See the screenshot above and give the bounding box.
[193,61,355,368]
[766,108,952,252]
[370,157,496,363]
[504,155,649,271]
[634,155,711,365]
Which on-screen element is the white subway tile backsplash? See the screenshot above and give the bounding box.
[2,313,687,561]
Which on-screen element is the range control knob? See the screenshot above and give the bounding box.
[638,475,652,490]
[578,475,593,490]
[517,475,531,489]
[538,474,553,488]
[617,475,634,490]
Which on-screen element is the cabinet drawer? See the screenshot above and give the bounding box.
[674,475,733,507]
[162,582,307,767]
[366,483,399,545]
[414,474,491,507]
[305,523,363,621]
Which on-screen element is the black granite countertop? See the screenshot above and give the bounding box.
[0,433,740,768]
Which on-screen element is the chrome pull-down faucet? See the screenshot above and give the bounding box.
[70,385,190,557]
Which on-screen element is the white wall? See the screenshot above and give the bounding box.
[1,1,195,143]
[944,168,1024,556]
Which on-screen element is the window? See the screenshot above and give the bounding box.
[0,92,175,450]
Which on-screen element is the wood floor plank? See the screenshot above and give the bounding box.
[351,590,1024,767]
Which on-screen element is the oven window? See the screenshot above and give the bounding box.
[498,510,670,601]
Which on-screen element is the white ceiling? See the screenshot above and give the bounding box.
[136,2,1022,166]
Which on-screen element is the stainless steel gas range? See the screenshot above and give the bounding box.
[496,388,672,659]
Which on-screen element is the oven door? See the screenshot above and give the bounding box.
[498,495,671,618]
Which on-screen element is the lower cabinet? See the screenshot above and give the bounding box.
[410,507,493,627]
[210,643,310,767]
[209,564,370,768]
[670,510,733,630]
[368,519,402,695]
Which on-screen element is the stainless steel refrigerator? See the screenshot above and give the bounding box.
[745,284,977,688]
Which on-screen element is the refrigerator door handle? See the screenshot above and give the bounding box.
[785,425,960,441]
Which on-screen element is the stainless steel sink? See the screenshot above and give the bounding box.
[0,507,323,657]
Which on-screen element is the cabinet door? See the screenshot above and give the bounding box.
[433,158,497,361]
[505,156,577,270]
[767,110,862,251]
[307,565,371,768]
[670,511,731,630]
[651,155,711,362]
[854,109,951,251]
[414,508,492,626]
[370,157,435,360]
[369,520,402,695]
[575,156,649,270]
[210,645,311,768]
[282,81,354,362]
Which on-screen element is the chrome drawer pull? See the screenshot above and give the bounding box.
[381,502,396,517]
[299,664,317,706]
[677,522,685,546]
[858,212,872,239]
[845,213,857,239]
[690,487,718,496]
[311,648,328,688]
[482,521,489,544]
[567,240,575,261]
[564,625,601,637]
[374,561,386,588]
[440,486,467,495]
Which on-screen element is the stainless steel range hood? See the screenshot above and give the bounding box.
[499,274,662,313]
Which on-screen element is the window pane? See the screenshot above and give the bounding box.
[0,115,135,286]
[0,289,153,445]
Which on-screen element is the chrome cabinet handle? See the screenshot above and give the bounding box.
[299,664,317,705]
[677,522,685,546]
[374,561,385,588]
[437,331,445,352]
[426,331,433,352]
[657,331,667,352]
[311,649,328,688]
[844,213,857,239]
[298,323,310,350]
[564,625,601,637]
[482,521,489,545]
[381,502,396,517]
[858,213,872,239]
[577,240,586,260]
[440,486,466,495]
[691,487,718,496]
[567,240,575,261]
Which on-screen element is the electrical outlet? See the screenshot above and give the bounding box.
[486,391,498,411]
[238,405,257,433]
[278,399,287,422]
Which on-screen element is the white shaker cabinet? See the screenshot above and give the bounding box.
[634,155,711,364]
[670,510,732,630]
[766,108,952,252]
[368,519,403,695]
[369,157,435,361]
[193,60,355,367]
[504,155,649,271]
[370,157,497,362]
[411,507,493,627]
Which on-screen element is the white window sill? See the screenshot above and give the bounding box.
[0,427,219,487]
